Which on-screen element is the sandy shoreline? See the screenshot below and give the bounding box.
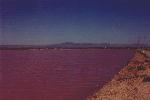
[87,49,150,100]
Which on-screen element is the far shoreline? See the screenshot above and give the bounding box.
[0,46,150,50]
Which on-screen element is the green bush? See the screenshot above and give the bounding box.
[137,66,145,71]
[143,76,150,82]
[127,66,136,71]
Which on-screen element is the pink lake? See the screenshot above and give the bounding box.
[0,49,134,100]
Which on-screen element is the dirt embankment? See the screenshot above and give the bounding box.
[87,49,150,100]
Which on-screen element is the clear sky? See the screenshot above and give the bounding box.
[1,0,150,45]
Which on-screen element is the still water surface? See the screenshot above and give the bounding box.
[0,49,134,100]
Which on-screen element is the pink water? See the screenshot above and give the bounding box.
[0,49,134,100]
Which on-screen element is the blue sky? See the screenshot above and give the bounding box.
[1,0,150,45]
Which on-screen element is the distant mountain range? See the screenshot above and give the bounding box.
[0,42,150,50]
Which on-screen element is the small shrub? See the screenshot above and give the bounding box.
[143,76,150,82]
[145,59,150,62]
[140,75,146,78]
[128,66,136,71]
[137,66,145,71]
